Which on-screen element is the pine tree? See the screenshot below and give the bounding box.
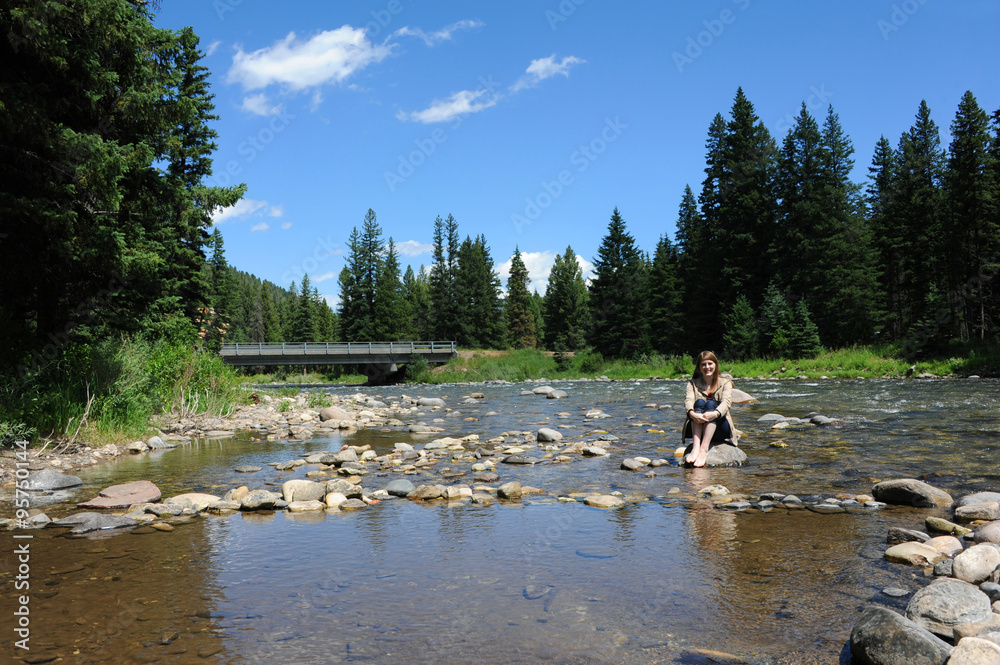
[428,215,461,340]
[373,238,405,340]
[867,136,905,338]
[339,210,383,340]
[588,208,650,358]
[505,247,536,348]
[402,265,431,339]
[260,284,282,342]
[717,88,779,312]
[455,235,505,348]
[787,299,823,358]
[723,294,758,359]
[895,100,948,342]
[675,185,709,352]
[543,246,589,351]
[758,282,791,357]
[946,91,997,340]
[292,274,319,341]
[648,236,683,355]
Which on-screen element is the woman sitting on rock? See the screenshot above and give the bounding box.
[683,351,739,467]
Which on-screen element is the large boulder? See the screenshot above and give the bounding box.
[21,469,83,491]
[319,406,355,423]
[680,443,747,467]
[319,449,359,466]
[416,397,445,407]
[146,436,176,449]
[51,512,140,535]
[955,502,1000,523]
[730,388,755,404]
[948,637,1000,665]
[537,428,563,442]
[326,479,363,499]
[957,492,1000,508]
[974,521,1000,545]
[850,606,952,665]
[953,543,1000,585]
[240,490,281,510]
[281,480,327,503]
[885,542,946,566]
[164,493,220,511]
[872,479,954,509]
[78,480,161,509]
[906,578,994,639]
[384,479,416,497]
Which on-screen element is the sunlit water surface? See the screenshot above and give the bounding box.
[3,378,999,664]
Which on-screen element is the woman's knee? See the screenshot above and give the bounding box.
[693,399,709,412]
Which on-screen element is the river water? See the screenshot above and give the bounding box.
[3,378,999,664]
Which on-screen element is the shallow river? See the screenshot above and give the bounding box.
[3,378,999,664]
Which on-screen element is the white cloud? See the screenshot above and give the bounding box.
[323,294,340,308]
[399,54,583,124]
[211,198,284,224]
[396,240,434,257]
[205,40,222,57]
[398,88,499,124]
[575,254,595,284]
[510,54,585,93]
[227,27,394,92]
[392,19,484,46]
[241,92,284,116]
[251,222,270,232]
[281,221,293,230]
[313,272,338,283]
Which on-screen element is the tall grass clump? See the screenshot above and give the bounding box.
[0,334,245,446]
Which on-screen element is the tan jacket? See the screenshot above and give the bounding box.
[682,377,739,446]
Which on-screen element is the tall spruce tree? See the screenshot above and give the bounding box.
[588,208,650,358]
[292,274,319,341]
[716,88,779,311]
[895,100,948,342]
[946,91,997,340]
[648,235,684,355]
[455,235,505,348]
[505,248,536,349]
[676,184,710,352]
[428,215,460,340]
[542,246,590,351]
[402,265,431,340]
[867,136,905,338]
[373,238,405,341]
[338,210,383,340]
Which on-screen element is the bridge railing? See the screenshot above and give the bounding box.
[219,341,457,356]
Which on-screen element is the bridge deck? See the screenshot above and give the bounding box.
[219,341,457,366]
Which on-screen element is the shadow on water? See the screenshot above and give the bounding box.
[3,378,998,663]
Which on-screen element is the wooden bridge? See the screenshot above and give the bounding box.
[218,341,457,375]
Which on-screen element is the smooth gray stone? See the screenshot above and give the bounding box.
[319,449,358,466]
[21,469,83,491]
[980,582,1000,604]
[146,504,184,517]
[872,479,954,509]
[883,587,911,598]
[888,527,931,546]
[957,492,1000,507]
[679,443,746,467]
[498,481,522,500]
[326,480,363,499]
[906,578,994,639]
[850,606,952,665]
[718,501,751,511]
[537,427,563,442]
[52,513,139,534]
[502,454,540,465]
[598,434,619,442]
[146,436,176,449]
[934,558,954,578]
[416,397,445,407]
[234,465,262,473]
[385,479,416,497]
[807,503,846,514]
[240,490,280,510]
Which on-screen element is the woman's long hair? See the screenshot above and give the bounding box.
[691,350,721,392]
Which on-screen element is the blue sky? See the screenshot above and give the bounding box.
[153,1,999,303]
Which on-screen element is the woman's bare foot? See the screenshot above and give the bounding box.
[693,451,709,467]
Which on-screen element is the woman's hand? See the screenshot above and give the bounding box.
[689,411,709,424]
